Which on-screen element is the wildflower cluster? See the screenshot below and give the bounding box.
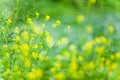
[0,14,120,80]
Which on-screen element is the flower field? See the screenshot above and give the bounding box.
[0,0,120,80]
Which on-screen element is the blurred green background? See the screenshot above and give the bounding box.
[0,0,120,22]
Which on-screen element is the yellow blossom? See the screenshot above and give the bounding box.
[56,20,61,26]
[116,52,120,58]
[27,18,32,24]
[21,44,29,55]
[108,25,114,33]
[76,15,85,23]
[15,36,20,42]
[95,46,105,54]
[45,15,50,20]
[86,25,94,33]
[6,19,12,25]
[25,58,31,68]
[88,0,96,4]
[35,12,40,18]
[67,25,71,30]
[78,56,84,61]
[54,72,65,80]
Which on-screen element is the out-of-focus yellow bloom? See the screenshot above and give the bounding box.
[45,15,50,20]
[6,19,12,25]
[32,68,43,78]
[105,59,111,66]
[3,69,10,77]
[69,44,76,51]
[32,52,38,59]
[67,25,71,30]
[88,0,96,4]
[72,72,80,79]
[111,63,117,70]
[41,23,46,29]
[69,61,78,72]
[100,57,105,62]
[22,31,29,40]
[54,72,65,80]
[33,44,38,49]
[26,72,36,80]
[78,56,84,61]
[101,36,110,45]
[46,35,54,48]
[95,46,105,54]
[88,61,95,70]
[108,25,114,33]
[15,36,20,42]
[27,18,32,24]
[21,44,29,54]
[30,24,42,34]
[52,23,57,28]
[54,62,62,69]
[25,58,31,68]
[95,37,102,44]
[56,20,61,26]
[116,52,120,58]
[83,41,94,52]
[86,25,94,33]
[76,15,85,23]
[35,12,40,18]
[110,55,115,60]
[57,37,69,46]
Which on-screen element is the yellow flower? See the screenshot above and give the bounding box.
[33,44,38,49]
[100,57,105,62]
[56,20,61,26]
[41,23,46,29]
[76,15,85,23]
[25,58,31,68]
[32,68,43,78]
[86,25,94,33]
[32,52,38,59]
[26,72,36,80]
[108,25,114,33]
[54,62,62,69]
[111,63,117,70]
[88,0,96,4]
[105,59,111,66]
[45,15,50,20]
[110,55,115,60]
[21,44,29,55]
[22,31,29,40]
[83,41,94,52]
[67,25,71,30]
[78,56,84,61]
[57,37,69,46]
[116,52,120,58]
[52,23,57,28]
[3,69,10,77]
[15,36,20,42]
[88,61,95,70]
[35,12,40,18]
[95,37,102,44]
[46,35,54,48]
[27,18,32,24]
[69,61,78,72]
[95,46,105,54]
[6,19,12,25]
[69,44,76,51]
[101,36,110,45]
[54,72,65,80]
